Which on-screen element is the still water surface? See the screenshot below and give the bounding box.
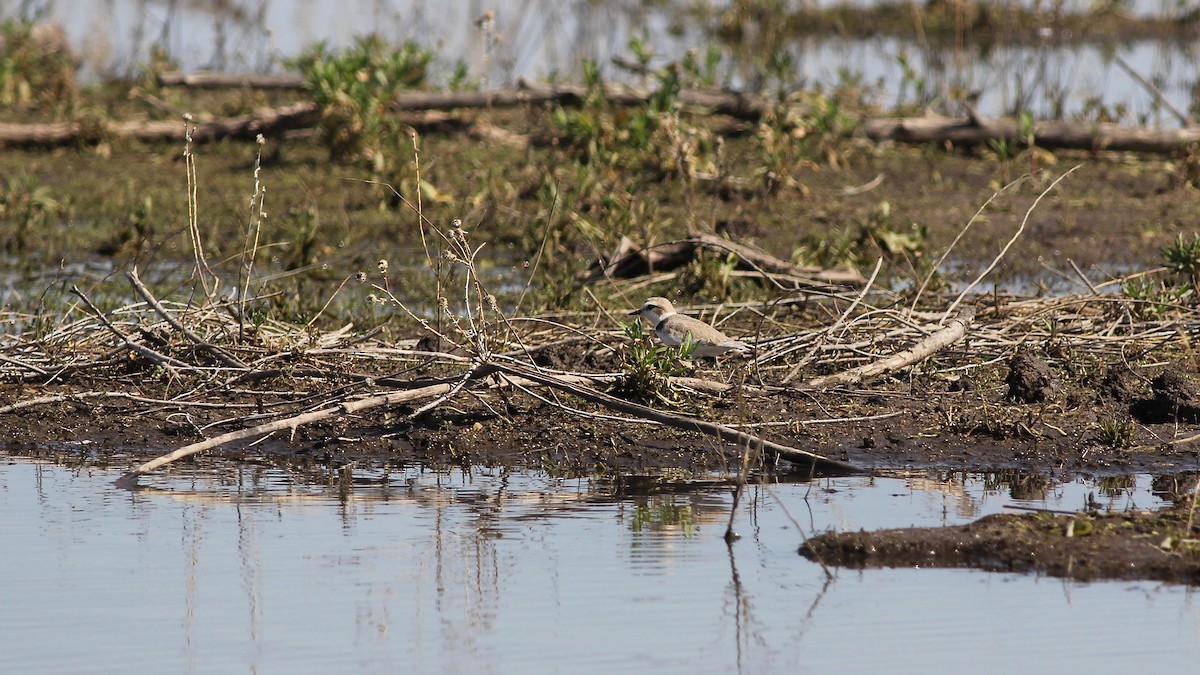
[40,0,1200,124]
[2,455,1198,674]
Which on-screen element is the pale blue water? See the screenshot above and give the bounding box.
[2,455,1198,674]
[36,0,1200,124]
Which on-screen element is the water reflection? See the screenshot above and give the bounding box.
[3,454,1200,673]
[1151,472,1200,506]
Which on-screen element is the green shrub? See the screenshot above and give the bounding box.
[0,19,77,109]
[290,35,433,174]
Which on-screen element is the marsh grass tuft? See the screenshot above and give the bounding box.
[0,173,64,253]
[550,59,686,171]
[618,319,697,406]
[1122,278,1192,320]
[1162,233,1200,292]
[1095,417,1136,450]
[679,251,742,301]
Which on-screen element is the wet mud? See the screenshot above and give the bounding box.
[801,508,1200,585]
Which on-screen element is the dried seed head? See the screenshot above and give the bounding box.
[377,259,389,274]
[355,271,367,283]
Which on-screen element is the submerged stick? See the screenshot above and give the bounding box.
[1114,55,1190,126]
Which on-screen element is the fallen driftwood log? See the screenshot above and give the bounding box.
[155,72,1200,155]
[861,111,1200,154]
[589,234,865,288]
[516,80,770,121]
[0,102,321,148]
[155,72,773,120]
[157,71,305,89]
[11,71,1200,154]
[803,308,975,389]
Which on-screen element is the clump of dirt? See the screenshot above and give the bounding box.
[1006,351,1058,403]
[1132,371,1200,423]
[801,508,1200,584]
[1097,365,1141,403]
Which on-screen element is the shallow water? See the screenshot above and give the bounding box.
[2,454,1198,674]
[38,0,1200,123]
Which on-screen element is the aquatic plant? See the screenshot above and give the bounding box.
[550,57,685,168]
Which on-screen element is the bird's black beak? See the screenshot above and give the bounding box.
[628,309,641,316]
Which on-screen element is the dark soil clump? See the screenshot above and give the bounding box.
[1006,351,1058,404]
[1098,366,1141,403]
[1132,371,1200,423]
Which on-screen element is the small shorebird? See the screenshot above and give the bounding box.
[629,296,752,358]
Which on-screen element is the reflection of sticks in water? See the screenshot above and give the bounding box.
[724,436,763,543]
[764,482,833,581]
[725,539,749,670]
[1114,55,1190,126]
[790,575,835,648]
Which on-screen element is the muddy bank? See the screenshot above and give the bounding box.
[801,507,1200,585]
[5,344,1200,480]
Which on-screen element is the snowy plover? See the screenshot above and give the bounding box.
[629,296,752,358]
